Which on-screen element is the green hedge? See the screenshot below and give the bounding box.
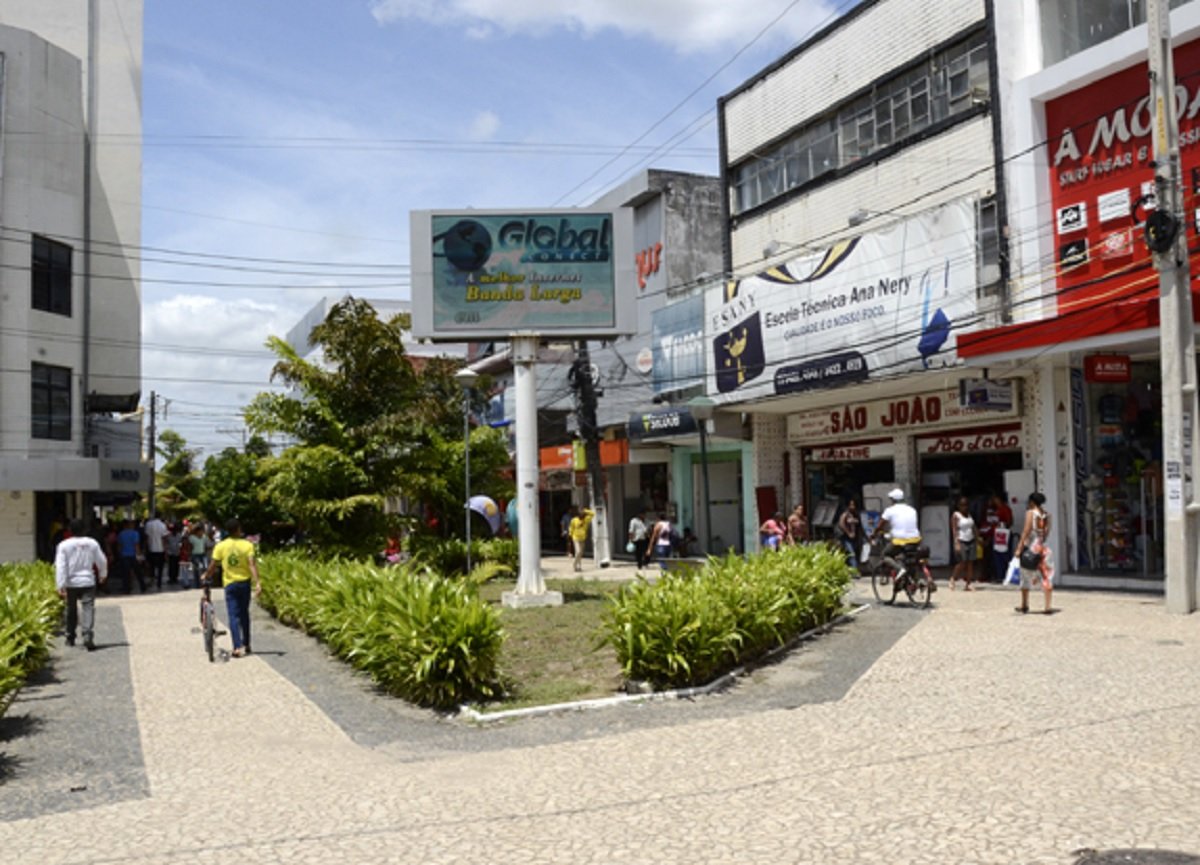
[257,552,504,709]
[601,544,852,689]
[0,562,61,709]
[405,535,518,577]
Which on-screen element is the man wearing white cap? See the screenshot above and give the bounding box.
[874,488,923,573]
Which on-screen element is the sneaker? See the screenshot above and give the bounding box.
[84,637,95,651]
[66,636,76,647]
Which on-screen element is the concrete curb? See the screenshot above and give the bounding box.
[458,602,872,724]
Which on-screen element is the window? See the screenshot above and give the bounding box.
[32,363,72,441]
[1040,0,1193,66]
[32,235,72,316]
[730,31,990,215]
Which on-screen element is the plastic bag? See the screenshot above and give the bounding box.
[625,541,635,554]
[861,543,872,563]
[1004,557,1021,586]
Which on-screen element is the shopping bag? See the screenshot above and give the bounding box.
[625,541,635,554]
[861,543,872,563]
[993,526,1010,552]
[1004,557,1021,586]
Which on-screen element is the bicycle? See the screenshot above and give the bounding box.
[867,539,934,609]
[198,578,227,662]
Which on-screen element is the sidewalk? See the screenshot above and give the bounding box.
[1,579,1199,864]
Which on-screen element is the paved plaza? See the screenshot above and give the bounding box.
[2,565,1199,864]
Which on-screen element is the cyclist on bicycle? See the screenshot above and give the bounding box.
[872,488,929,583]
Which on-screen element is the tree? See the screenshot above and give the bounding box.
[243,297,513,555]
[155,429,199,519]
[196,437,285,543]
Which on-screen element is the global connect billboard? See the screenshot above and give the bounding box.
[410,209,635,340]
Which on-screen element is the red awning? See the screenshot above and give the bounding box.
[958,288,1200,362]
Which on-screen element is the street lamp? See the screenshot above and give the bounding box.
[455,367,480,573]
[688,396,716,556]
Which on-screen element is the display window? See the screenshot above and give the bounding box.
[802,441,894,540]
[1076,360,1162,574]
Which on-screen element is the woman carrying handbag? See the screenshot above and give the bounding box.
[1014,492,1054,614]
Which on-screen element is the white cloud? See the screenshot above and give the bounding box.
[467,109,501,141]
[368,0,836,53]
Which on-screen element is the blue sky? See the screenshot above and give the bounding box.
[141,0,844,456]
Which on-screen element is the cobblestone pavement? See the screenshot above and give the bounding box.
[2,570,1199,864]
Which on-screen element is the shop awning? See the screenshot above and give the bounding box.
[958,288,1200,365]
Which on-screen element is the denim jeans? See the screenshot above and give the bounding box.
[224,579,252,651]
[64,585,96,643]
[840,537,859,569]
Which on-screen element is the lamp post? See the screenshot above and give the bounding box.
[688,396,716,556]
[455,368,480,573]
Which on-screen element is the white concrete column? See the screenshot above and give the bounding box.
[503,337,562,609]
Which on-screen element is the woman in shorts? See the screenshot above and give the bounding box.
[1014,492,1054,614]
[950,496,978,591]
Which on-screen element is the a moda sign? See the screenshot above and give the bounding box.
[1045,38,1200,313]
[786,385,1020,443]
[409,209,634,339]
[705,200,977,405]
[1084,353,1132,383]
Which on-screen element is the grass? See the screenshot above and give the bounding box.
[476,578,626,711]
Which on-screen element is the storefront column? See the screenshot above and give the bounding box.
[752,414,788,512]
[1034,364,1065,570]
[892,432,916,495]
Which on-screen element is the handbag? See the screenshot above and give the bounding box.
[1019,548,1043,570]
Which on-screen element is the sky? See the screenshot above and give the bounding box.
[140,0,848,459]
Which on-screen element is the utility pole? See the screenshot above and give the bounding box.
[571,341,611,567]
[147,391,157,518]
[1147,0,1199,613]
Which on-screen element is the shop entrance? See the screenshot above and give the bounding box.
[802,441,895,541]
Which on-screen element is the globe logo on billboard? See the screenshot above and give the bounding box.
[441,219,493,271]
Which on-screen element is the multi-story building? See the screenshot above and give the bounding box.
[0,2,145,560]
[713,0,1200,607]
[715,0,1023,570]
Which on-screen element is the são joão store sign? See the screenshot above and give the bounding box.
[704,199,977,405]
[410,209,635,340]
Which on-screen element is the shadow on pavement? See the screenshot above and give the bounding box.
[1075,850,1200,865]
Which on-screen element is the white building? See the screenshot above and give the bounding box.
[716,0,1024,569]
[0,1,145,560]
[715,0,1200,608]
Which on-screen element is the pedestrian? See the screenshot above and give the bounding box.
[187,522,208,590]
[759,511,786,551]
[54,519,108,651]
[143,513,168,589]
[1014,492,1054,614]
[835,499,863,569]
[568,507,595,572]
[115,518,145,594]
[648,513,674,567]
[950,496,978,590]
[786,504,809,545]
[986,493,1014,584]
[560,508,575,556]
[202,518,261,658]
[627,509,650,568]
[165,522,182,586]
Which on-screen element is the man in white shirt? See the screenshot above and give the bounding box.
[873,488,927,582]
[55,519,109,651]
[627,510,649,568]
[143,515,168,590]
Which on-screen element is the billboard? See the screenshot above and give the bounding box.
[651,293,705,396]
[1044,38,1200,313]
[705,199,978,404]
[410,209,634,340]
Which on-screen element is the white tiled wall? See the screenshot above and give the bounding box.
[724,0,986,163]
[0,491,36,562]
[752,413,789,517]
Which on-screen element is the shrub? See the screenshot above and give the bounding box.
[0,562,61,709]
[601,544,851,689]
[406,535,518,578]
[258,552,504,709]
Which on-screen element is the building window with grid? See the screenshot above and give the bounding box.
[32,235,73,317]
[731,30,990,216]
[32,363,72,441]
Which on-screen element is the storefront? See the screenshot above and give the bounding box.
[1071,356,1163,577]
[788,384,1028,552]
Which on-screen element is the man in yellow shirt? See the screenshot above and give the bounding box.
[568,507,594,572]
[202,519,261,658]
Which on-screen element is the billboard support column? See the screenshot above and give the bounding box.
[1149,0,1199,614]
[503,337,563,609]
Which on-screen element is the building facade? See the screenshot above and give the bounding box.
[712,0,1200,608]
[0,2,145,560]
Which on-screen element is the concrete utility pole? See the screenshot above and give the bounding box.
[147,391,157,518]
[571,340,611,568]
[1147,0,1200,613]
